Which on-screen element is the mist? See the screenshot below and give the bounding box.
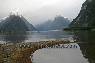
[0,0,86,25]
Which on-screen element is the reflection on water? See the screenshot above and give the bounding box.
[33,43,88,63]
[0,31,27,43]
[0,30,95,63]
[26,31,73,42]
[1,35,27,43]
[0,31,73,43]
[73,31,95,63]
[32,30,95,63]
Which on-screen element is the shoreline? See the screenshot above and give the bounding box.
[0,40,75,63]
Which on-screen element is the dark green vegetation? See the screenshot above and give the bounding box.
[36,16,70,31]
[68,0,95,63]
[0,14,36,34]
[74,31,95,63]
[69,0,95,30]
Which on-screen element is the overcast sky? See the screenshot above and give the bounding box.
[0,0,86,25]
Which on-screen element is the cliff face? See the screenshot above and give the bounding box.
[70,0,95,28]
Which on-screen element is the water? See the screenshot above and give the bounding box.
[26,31,73,42]
[0,30,73,43]
[0,30,95,63]
[33,43,88,63]
[32,30,95,63]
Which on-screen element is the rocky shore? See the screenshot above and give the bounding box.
[0,40,73,63]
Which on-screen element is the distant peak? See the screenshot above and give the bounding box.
[8,12,23,19]
[9,11,21,17]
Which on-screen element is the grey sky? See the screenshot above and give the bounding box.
[0,0,86,25]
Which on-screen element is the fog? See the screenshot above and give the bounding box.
[0,0,86,25]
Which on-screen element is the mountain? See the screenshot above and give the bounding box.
[36,16,70,31]
[70,0,95,29]
[0,14,36,34]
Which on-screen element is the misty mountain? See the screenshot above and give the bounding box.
[70,0,95,28]
[36,16,70,31]
[0,14,36,33]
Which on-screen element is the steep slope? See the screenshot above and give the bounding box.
[70,0,95,28]
[36,20,52,31]
[0,14,36,33]
[36,16,70,31]
[20,16,36,31]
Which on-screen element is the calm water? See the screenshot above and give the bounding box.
[33,30,95,63]
[0,30,73,43]
[33,43,88,63]
[0,30,95,63]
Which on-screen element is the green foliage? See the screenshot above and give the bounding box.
[70,0,95,28]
